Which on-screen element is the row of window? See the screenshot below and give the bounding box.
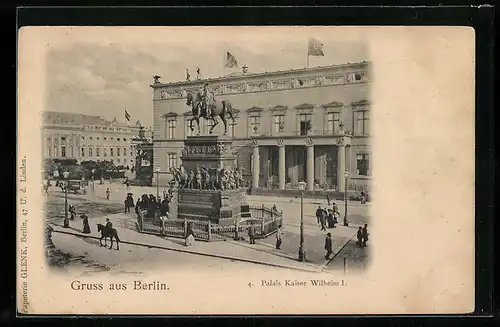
[46,136,129,142]
[47,146,135,158]
[249,153,371,176]
[166,111,369,139]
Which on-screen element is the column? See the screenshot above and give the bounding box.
[278,140,285,189]
[337,140,346,192]
[252,141,260,188]
[306,139,314,191]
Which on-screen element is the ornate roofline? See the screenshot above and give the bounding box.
[151,61,370,88]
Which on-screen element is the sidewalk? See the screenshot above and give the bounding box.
[49,213,353,273]
[255,224,357,268]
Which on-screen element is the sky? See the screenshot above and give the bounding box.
[46,27,369,127]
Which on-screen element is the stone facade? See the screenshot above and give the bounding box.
[42,111,141,167]
[152,62,372,192]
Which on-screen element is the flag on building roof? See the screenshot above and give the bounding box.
[225,52,239,68]
[125,110,131,121]
[308,37,324,56]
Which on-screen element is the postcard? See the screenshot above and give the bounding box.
[17,26,475,315]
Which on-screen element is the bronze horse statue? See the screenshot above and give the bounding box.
[184,89,236,136]
[96,223,121,250]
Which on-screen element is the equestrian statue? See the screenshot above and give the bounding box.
[184,83,236,136]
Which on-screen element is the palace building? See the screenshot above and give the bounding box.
[42,111,141,167]
[151,61,371,192]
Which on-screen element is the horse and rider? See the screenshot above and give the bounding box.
[97,218,121,250]
[184,83,236,136]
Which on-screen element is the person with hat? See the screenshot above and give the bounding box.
[325,232,333,260]
[81,214,91,234]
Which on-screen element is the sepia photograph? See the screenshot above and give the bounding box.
[17,26,475,315]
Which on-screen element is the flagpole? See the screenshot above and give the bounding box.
[223,48,226,77]
[306,37,310,68]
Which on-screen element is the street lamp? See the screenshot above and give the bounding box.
[63,171,70,228]
[298,181,307,262]
[155,168,160,200]
[91,168,95,192]
[343,170,349,227]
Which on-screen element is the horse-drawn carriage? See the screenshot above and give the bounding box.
[64,180,88,194]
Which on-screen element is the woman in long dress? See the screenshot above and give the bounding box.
[81,214,91,234]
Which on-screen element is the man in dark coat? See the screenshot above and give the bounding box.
[319,208,327,231]
[315,205,323,224]
[326,209,336,228]
[248,222,256,244]
[356,227,363,247]
[124,195,131,213]
[362,224,369,247]
[160,198,169,217]
[325,232,333,260]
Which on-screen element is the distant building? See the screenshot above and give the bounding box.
[42,111,140,168]
[151,62,371,192]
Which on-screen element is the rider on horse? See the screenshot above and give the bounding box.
[200,83,214,119]
[105,218,113,234]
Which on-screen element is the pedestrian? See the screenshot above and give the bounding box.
[135,199,140,214]
[275,225,284,249]
[105,188,110,200]
[315,205,323,224]
[327,209,336,228]
[362,224,369,247]
[69,205,76,220]
[185,222,195,246]
[81,214,91,234]
[248,222,256,244]
[356,227,363,247]
[124,195,131,213]
[126,180,130,191]
[326,193,331,206]
[325,232,333,260]
[332,202,340,216]
[319,208,327,232]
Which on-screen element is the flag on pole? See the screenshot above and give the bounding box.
[125,110,131,121]
[308,37,324,56]
[225,52,239,68]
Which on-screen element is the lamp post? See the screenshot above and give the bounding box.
[298,181,307,262]
[63,171,70,228]
[91,168,95,192]
[343,170,349,227]
[155,168,160,200]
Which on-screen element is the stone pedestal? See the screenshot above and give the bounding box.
[176,188,250,225]
[176,135,249,225]
[181,135,236,172]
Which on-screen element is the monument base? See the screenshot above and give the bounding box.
[176,188,250,225]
